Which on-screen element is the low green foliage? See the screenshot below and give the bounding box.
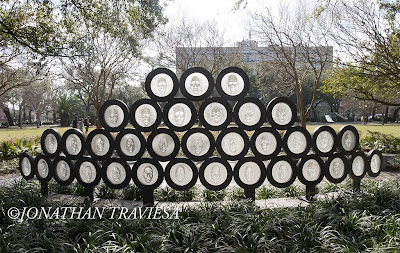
[155,186,197,202]
[360,130,400,154]
[202,188,226,201]
[0,137,41,161]
[1,179,400,251]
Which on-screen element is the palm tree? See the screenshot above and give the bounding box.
[58,95,81,127]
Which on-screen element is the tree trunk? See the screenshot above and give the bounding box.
[392,107,400,122]
[36,112,41,128]
[18,104,23,128]
[53,111,57,124]
[383,106,389,124]
[29,110,32,123]
[23,106,26,121]
[3,107,14,127]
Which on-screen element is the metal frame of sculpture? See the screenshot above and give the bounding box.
[19,66,383,205]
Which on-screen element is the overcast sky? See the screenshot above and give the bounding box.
[162,0,318,45]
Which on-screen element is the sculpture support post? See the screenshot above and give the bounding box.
[306,185,316,201]
[84,186,94,204]
[353,180,361,192]
[143,189,154,206]
[40,181,48,197]
[244,188,255,201]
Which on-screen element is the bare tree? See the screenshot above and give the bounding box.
[155,18,242,77]
[60,29,139,127]
[250,1,333,127]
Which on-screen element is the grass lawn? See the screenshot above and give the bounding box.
[0,123,398,142]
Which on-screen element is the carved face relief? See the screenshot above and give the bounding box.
[371,154,380,173]
[278,164,287,181]
[59,162,68,180]
[189,75,201,94]
[85,166,93,182]
[141,107,151,126]
[227,74,238,95]
[288,132,307,154]
[159,137,168,153]
[211,106,222,124]
[332,161,340,176]
[245,166,254,183]
[22,157,31,176]
[306,162,317,180]
[38,159,48,178]
[157,77,167,94]
[244,108,254,123]
[126,138,135,153]
[261,136,270,152]
[173,105,185,126]
[193,136,203,155]
[70,136,78,153]
[46,134,56,153]
[143,166,154,184]
[211,165,221,184]
[111,166,121,183]
[352,156,364,176]
[110,107,119,125]
[175,165,186,182]
[96,137,104,152]
[229,138,238,153]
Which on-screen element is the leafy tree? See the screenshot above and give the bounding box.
[58,94,81,127]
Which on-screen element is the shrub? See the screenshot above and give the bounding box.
[360,131,400,154]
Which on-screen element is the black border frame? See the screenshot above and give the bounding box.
[101,158,132,189]
[325,152,349,184]
[19,152,35,180]
[147,128,180,162]
[337,125,360,155]
[131,158,164,190]
[250,127,282,160]
[53,156,75,186]
[282,126,312,158]
[34,153,53,182]
[129,98,162,132]
[162,98,197,131]
[266,97,297,130]
[60,128,86,158]
[297,154,326,186]
[41,128,62,157]
[165,158,198,191]
[115,129,146,160]
[367,149,383,177]
[75,156,102,188]
[233,157,266,189]
[98,99,129,132]
[181,127,216,161]
[348,151,368,180]
[145,68,179,102]
[266,155,297,188]
[215,66,250,100]
[198,97,232,131]
[216,127,250,160]
[312,125,337,157]
[179,67,214,101]
[86,129,115,159]
[233,97,267,130]
[199,157,233,191]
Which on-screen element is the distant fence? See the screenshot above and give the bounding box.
[19,67,383,205]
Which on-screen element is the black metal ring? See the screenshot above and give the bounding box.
[282,126,312,158]
[75,156,102,188]
[198,97,232,131]
[147,128,180,162]
[181,127,215,161]
[179,67,214,101]
[86,129,115,159]
[312,125,337,157]
[215,67,249,100]
[115,129,146,160]
[34,153,53,182]
[216,127,250,160]
[337,125,359,155]
[250,127,282,160]
[233,97,267,130]
[165,158,198,191]
[98,99,129,132]
[367,149,383,177]
[296,154,326,186]
[348,151,368,180]
[325,152,348,184]
[145,68,179,102]
[266,97,297,130]
[41,128,62,157]
[266,155,297,188]
[131,158,164,190]
[53,156,75,186]
[162,98,197,132]
[101,158,132,189]
[233,157,266,189]
[60,128,86,158]
[19,152,35,180]
[199,157,233,191]
[129,99,162,132]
